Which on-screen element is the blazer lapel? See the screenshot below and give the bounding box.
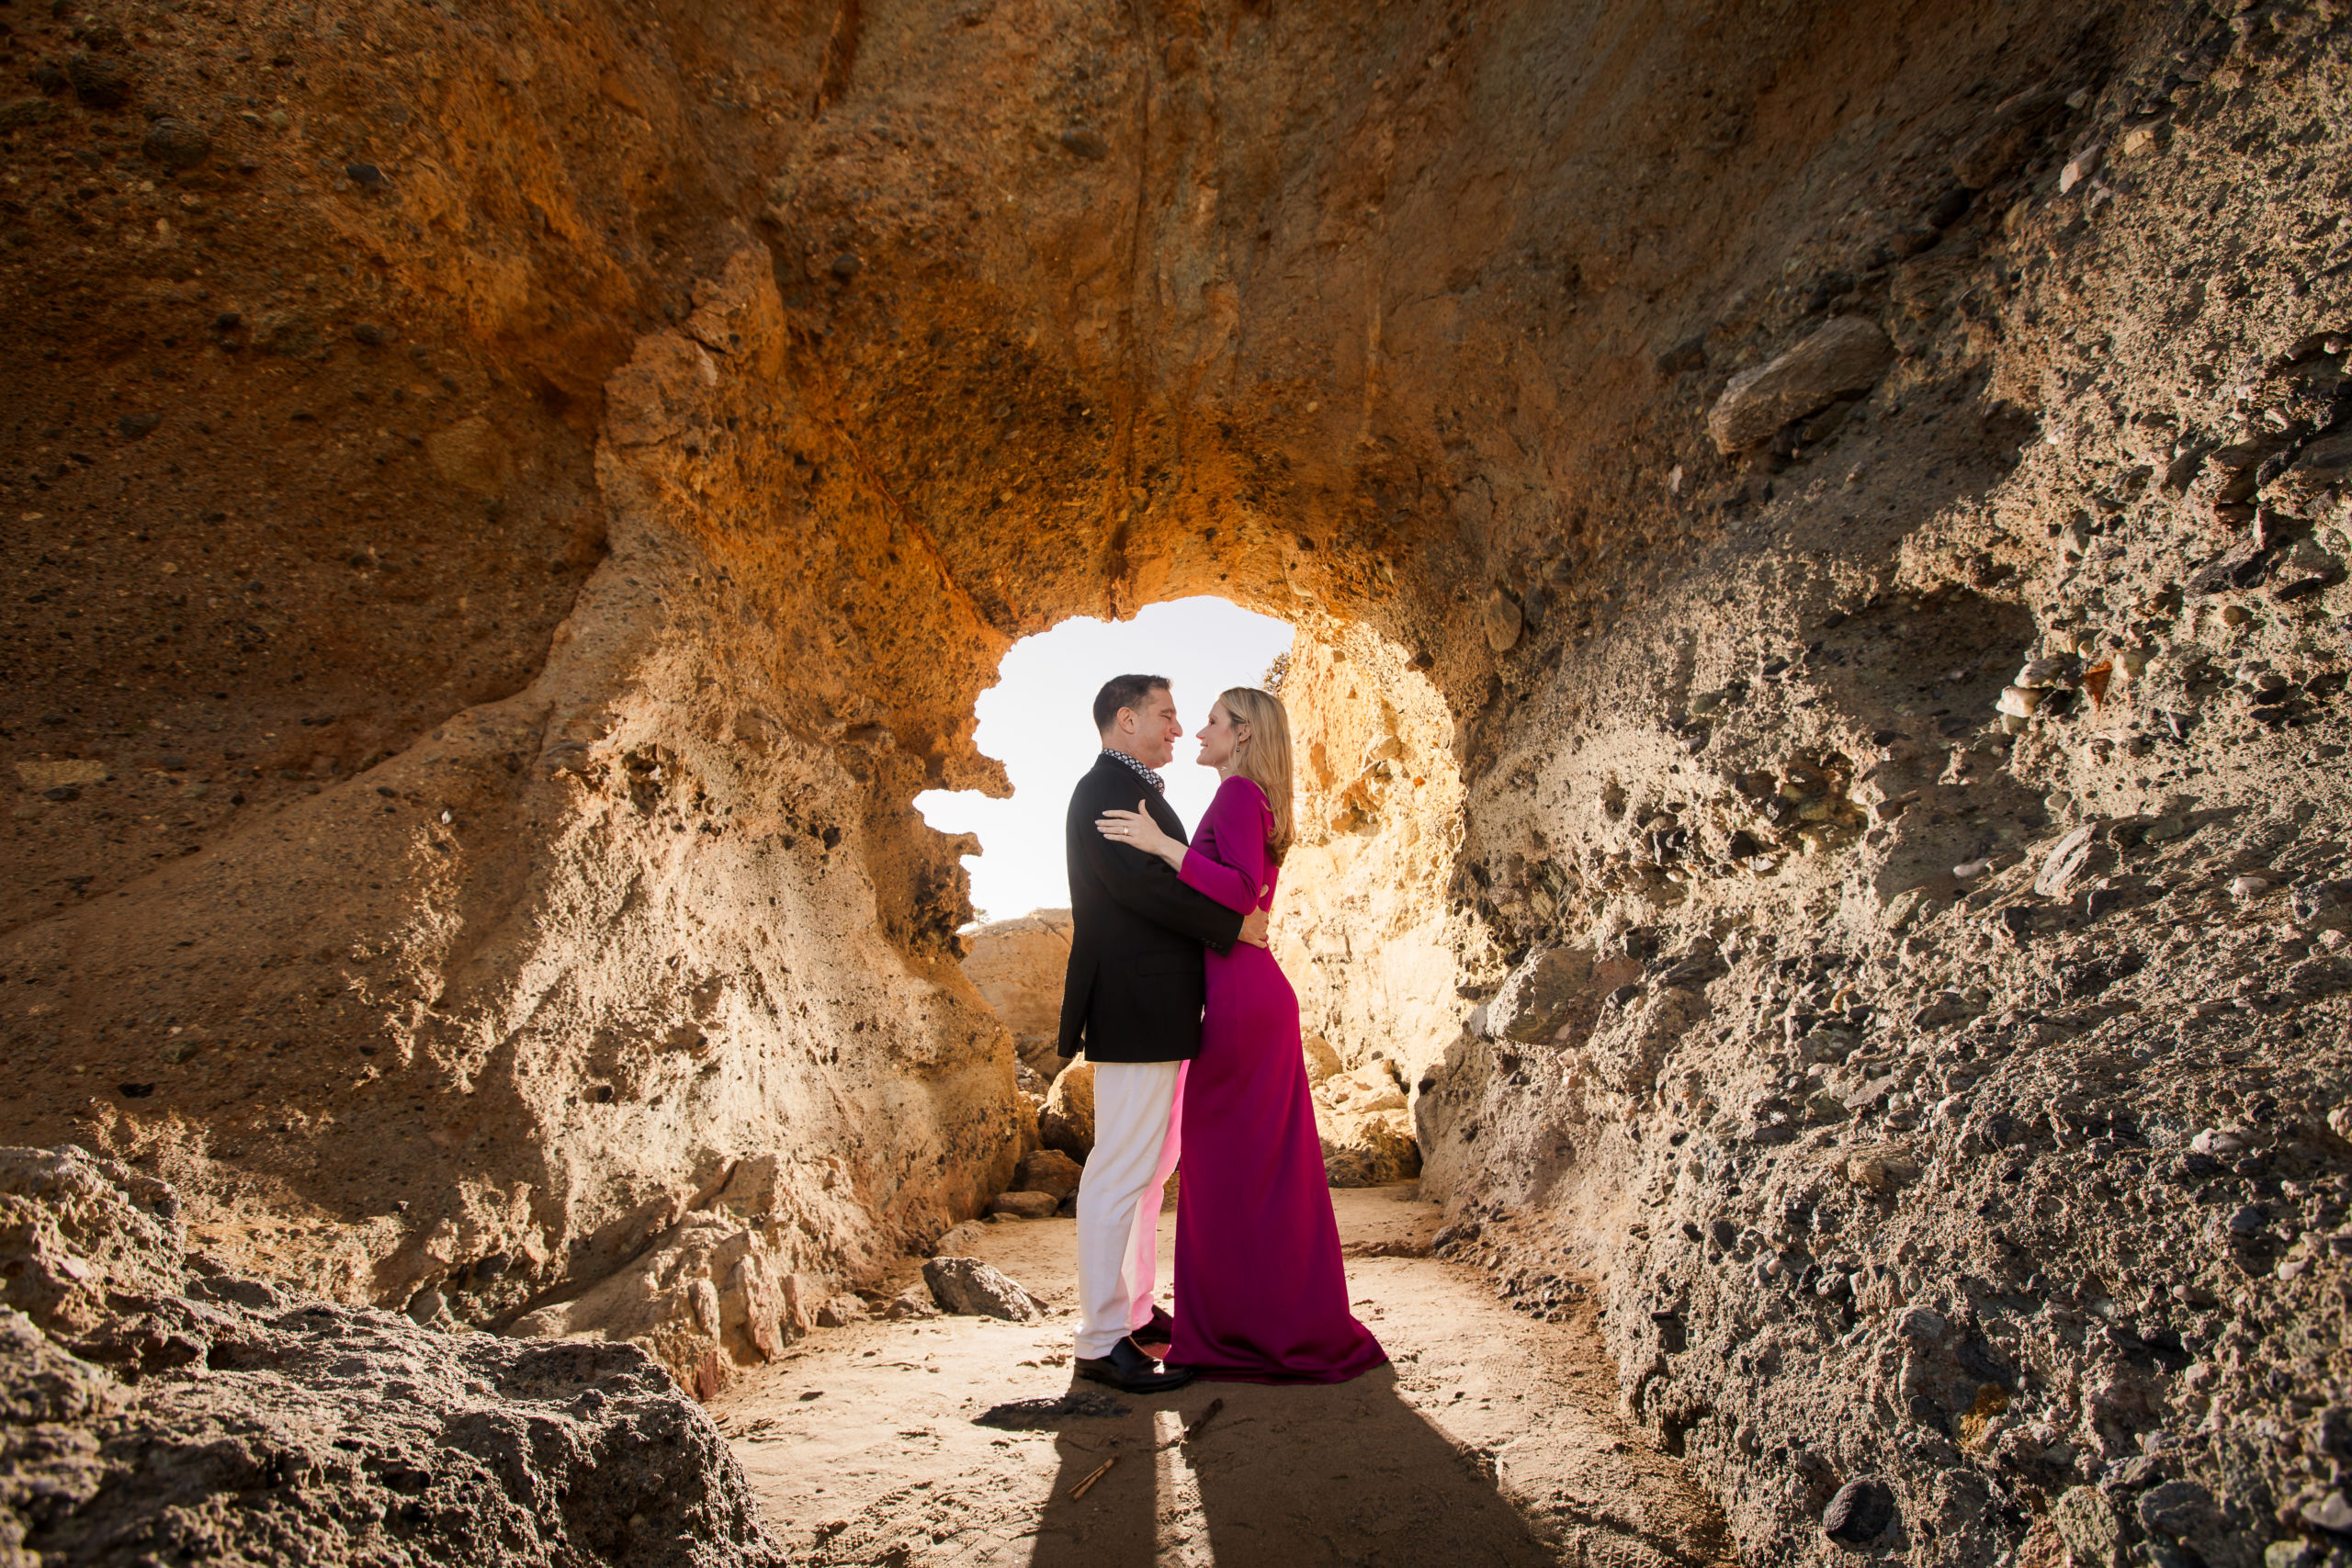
[1146,789,1189,847]
[1096,755,1188,845]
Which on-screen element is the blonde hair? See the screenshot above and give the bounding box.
[1216,686,1294,863]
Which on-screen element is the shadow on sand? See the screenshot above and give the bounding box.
[1019,1366,1559,1568]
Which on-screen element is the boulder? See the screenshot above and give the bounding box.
[1041,1059,1097,1159]
[933,1221,990,1255]
[0,1145,786,1566]
[961,909,1075,1079]
[1302,1033,1343,1083]
[986,1190,1060,1219]
[922,1257,1044,1321]
[1014,1148,1084,1199]
[507,1156,821,1384]
[1317,1104,1422,1187]
[881,1288,941,1322]
[1705,317,1894,452]
[1322,1062,1408,1114]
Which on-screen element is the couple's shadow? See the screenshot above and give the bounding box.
[991,1367,1558,1567]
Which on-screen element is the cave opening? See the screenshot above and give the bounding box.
[914,595,1295,926]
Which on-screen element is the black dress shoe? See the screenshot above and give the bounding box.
[1132,1306,1176,1355]
[1076,1337,1196,1393]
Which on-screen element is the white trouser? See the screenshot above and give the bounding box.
[1073,1058,1185,1359]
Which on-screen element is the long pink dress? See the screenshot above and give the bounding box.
[1167,774,1386,1383]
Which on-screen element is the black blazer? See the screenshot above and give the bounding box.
[1057,752,1244,1063]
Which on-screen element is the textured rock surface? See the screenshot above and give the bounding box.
[0,1145,783,1566]
[985,1190,1060,1220]
[1,0,2350,1561]
[1038,1059,1097,1162]
[921,1256,1043,1323]
[1706,318,1897,453]
[960,909,1076,1080]
[1314,1061,1424,1187]
[1012,1149,1083,1201]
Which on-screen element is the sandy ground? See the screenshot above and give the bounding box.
[712,1185,1734,1567]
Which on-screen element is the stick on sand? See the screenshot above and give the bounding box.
[1068,1457,1116,1500]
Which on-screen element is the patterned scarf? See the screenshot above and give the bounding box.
[1099,747,1167,795]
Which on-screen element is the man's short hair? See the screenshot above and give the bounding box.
[1093,673,1170,733]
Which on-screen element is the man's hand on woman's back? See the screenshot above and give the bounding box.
[1238,908,1270,948]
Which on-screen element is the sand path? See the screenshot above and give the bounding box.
[711,1185,1733,1566]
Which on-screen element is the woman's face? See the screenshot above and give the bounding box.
[1194,701,1243,769]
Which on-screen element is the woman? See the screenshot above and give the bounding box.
[1094,687,1385,1382]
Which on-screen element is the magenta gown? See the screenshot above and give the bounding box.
[1167,774,1386,1383]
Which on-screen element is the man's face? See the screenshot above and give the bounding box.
[1117,686,1184,770]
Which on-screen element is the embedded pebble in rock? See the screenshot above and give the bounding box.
[1892,1305,1948,1344]
[2054,1485,2134,1565]
[2060,141,2106,192]
[1996,683,2046,718]
[1821,1477,1894,1544]
[140,118,210,170]
[1484,588,1526,653]
[63,51,135,106]
[2036,820,2101,897]
[1705,316,1894,452]
[2302,1492,2352,1533]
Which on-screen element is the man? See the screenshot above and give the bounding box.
[1060,673,1269,1394]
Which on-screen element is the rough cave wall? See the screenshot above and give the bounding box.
[1380,19,2352,1568]
[1273,619,1480,1091]
[6,0,2352,1560]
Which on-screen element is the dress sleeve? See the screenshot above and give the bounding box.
[1074,790,1245,952]
[1179,778,1271,914]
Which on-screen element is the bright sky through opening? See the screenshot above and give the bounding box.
[914,598,1295,924]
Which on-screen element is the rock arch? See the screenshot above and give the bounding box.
[6,0,2351,1558]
